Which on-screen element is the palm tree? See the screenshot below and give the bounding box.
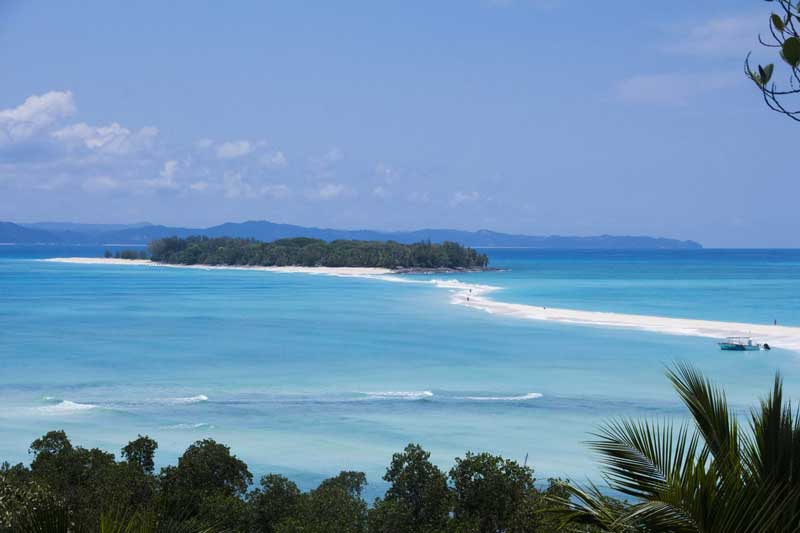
[550,362,800,532]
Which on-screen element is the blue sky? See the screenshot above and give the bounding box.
[0,0,796,247]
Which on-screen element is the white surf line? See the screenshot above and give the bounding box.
[442,281,800,353]
[40,257,394,277]
[43,257,800,352]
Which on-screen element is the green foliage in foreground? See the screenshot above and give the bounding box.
[553,362,800,532]
[8,364,795,532]
[1,437,579,533]
[145,236,489,269]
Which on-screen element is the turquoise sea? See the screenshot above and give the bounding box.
[2,246,800,498]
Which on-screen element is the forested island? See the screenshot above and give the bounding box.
[140,236,489,270]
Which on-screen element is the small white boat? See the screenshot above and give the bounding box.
[718,336,770,351]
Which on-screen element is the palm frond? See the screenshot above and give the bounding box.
[9,506,82,533]
[557,363,800,532]
[588,418,698,501]
[624,500,697,532]
[667,362,740,471]
[543,481,639,532]
[744,373,800,487]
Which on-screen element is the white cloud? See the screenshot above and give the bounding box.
[141,162,179,190]
[216,140,253,159]
[221,171,289,199]
[615,72,739,105]
[82,176,120,192]
[0,91,158,160]
[140,177,178,191]
[261,150,287,169]
[0,90,363,207]
[372,185,388,198]
[161,160,179,178]
[317,183,344,199]
[52,122,158,155]
[450,191,480,207]
[307,147,345,180]
[259,184,291,198]
[667,14,762,56]
[0,91,76,142]
[223,171,248,198]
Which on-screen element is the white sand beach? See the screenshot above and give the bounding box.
[41,257,395,277]
[44,257,800,352]
[446,282,800,353]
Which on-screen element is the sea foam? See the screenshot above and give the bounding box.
[169,394,209,404]
[362,391,434,400]
[38,400,97,414]
[458,392,543,401]
[163,422,215,430]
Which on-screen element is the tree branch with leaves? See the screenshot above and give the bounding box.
[747,0,800,121]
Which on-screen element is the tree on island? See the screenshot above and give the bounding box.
[114,249,142,260]
[145,236,489,270]
[747,1,800,121]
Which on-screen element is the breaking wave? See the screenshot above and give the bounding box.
[38,400,97,414]
[162,422,215,430]
[168,394,209,404]
[361,391,434,400]
[457,393,543,401]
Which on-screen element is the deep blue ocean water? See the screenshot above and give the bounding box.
[2,246,800,498]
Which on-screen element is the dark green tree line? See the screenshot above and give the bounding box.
[143,236,488,270]
[1,435,574,532]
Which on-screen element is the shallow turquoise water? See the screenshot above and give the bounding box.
[1,246,799,497]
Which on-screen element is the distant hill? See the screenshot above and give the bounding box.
[0,222,63,244]
[0,220,703,249]
[21,222,152,234]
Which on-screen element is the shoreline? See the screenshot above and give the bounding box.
[448,283,800,353]
[43,257,800,352]
[41,257,495,275]
[41,257,396,276]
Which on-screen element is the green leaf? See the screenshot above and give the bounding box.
[781,36,800,68]
[759,63,775,86]
[772,13,785,32]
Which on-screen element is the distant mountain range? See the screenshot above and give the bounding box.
[0,220,703,249]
